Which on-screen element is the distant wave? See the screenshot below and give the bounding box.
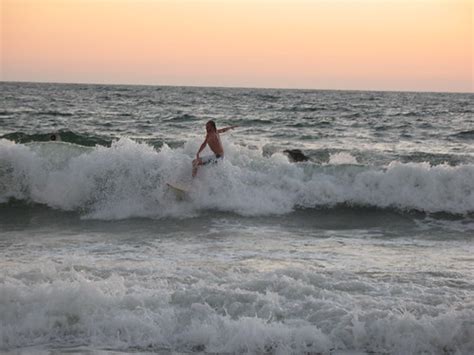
[0,131,112,147]
[167,113,199,122]
[1,138,473,219]
[38,109,74,117]
[452,130,474,140]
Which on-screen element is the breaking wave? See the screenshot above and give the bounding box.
[1,138,473,219]
[2,261,472,353]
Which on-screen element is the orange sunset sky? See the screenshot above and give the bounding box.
[1,0,473,92]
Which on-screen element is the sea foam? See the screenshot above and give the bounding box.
[1,257,473,353]
[1,138,473,219]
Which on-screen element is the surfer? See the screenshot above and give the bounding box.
[192,120,238,177]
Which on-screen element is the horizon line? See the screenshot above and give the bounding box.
[1,79,472,95]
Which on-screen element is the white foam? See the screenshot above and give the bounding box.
[1,138,473,218]
[328,152,359,165]
[1,257,472,353]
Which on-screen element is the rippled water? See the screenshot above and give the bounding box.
[1,82,473,354]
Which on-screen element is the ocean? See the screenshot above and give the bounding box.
[0,82,473,354]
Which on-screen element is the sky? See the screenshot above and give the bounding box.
[1,0,473,92]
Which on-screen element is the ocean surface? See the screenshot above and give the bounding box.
[1,82,473,354]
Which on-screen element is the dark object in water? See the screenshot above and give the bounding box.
[283,149,309,162]
[50,133,61,141]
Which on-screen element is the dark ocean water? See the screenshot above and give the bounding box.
[1,82,473,354]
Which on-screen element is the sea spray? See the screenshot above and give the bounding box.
[1,250,473,353]
[1,138,473,218]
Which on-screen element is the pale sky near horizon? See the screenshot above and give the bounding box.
[1,0,473,92]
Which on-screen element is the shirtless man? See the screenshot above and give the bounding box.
[192,120,238,177]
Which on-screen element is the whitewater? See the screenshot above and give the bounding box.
[1,138,474,218]
[1,82,473,354]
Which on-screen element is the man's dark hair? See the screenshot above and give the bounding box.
[207,120,216,130]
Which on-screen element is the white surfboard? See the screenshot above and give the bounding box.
[166,182,189,194]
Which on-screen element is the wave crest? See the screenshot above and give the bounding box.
[1,138,473,219]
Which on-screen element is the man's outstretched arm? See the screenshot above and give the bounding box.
[217,125,238,133]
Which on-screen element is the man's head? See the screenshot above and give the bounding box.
[206,120,216,133]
